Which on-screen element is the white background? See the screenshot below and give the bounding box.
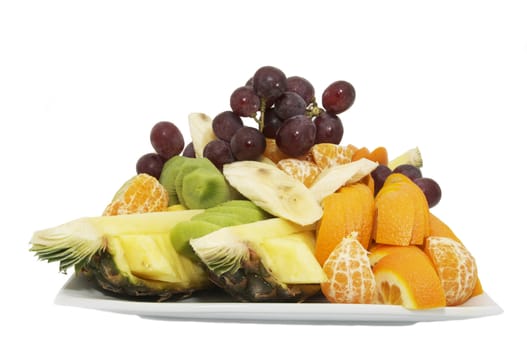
[1,0,525,348]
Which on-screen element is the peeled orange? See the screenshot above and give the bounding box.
[277,158,321,187]
[321,234,376,304]
[103,173,169,216]
[424,236,478,306]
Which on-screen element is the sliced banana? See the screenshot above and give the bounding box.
[309,158,378,203]
[223,161,323,226]
[188,113,217,158]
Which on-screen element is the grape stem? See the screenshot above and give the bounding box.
[256,97,267,132]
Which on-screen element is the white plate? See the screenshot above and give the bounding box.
[54,276,503,325]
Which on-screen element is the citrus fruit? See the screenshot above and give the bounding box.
[321,234,376,304]
[315,183,374,265]
[309,143,355,170]
[373,246,446,309]
[373,173,430,245]
[277,158,321,187]
[262,138,289,163]
[103,173,169,216]
[423,236,478,306]
[428,214,484,298]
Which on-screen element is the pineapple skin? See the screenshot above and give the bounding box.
[78,236,211,301]
[207,248,320,302]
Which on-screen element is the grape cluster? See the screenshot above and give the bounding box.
[203,66,355,168]
[371,164,442,208]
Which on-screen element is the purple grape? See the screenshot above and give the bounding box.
[230,86,260,117]
[150,121,185,160]
[203,139,235,171]
[286,76,315,104]
[322,80,356,114]
[253,66,287,100]
[413,177,442,208]
[230,126,266,161]
[370,164,392,195]
[262,108,282,139]
[274,92,307,120]
[212,111,243,141]
[136,153,165,179]
[392,164,422,181]
[182,142,195,158]
[275,115,316,157]
[313,111,344,144]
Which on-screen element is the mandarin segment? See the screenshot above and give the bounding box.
[263,138,290,164]
[321,234,376,304]
[103,173,169,216]
[309,143,355,170]
[424,236,478,306]
[277,158,321,187]
[373,247,446,309]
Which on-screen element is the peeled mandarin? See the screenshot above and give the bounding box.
[424,236,478,306]
[103,173,169,216]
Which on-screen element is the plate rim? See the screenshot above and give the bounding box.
[53,276,503,324]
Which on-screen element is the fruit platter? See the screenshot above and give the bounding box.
[30,66,502,324]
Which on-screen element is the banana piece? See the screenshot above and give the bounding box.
[223,161,323,226]
[309,158,378,203]
[188,113,217,158]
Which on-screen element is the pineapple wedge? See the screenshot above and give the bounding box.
[190,218,326,302]
[30,210,211,300]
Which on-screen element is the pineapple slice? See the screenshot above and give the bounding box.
[258,232,325,284]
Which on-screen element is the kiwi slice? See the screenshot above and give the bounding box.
[181,168,232,209]
[159,156,188,206]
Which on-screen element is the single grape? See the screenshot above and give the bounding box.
[136,153,165,179]
[313,111,344,144]
[275,115,316,157]
[230,126,266,161]
[212,111,244,141]
[262,108,282,139]
[322,80,356,114]
[274,91,307,120]
[253,66,287,100]
[150,121,185,160]
[413,177,442,208]
[370,164,392,195]
[182,142,195,158]
[203,139,235,171]
[230,86,260,117]
[392,164,422,180]
[286,76,315,104]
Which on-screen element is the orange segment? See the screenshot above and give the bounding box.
[428,212,461,242]
[309,143,355,170]
[373,184,415,245]
[373,173,430,245]
[321,234,376,304]
[366,146,388,166]
[337,183,375,249]
[315,183,374,265]
[103,173,169,216]
[423,236,478,306]
[277,158,321,187]
[263,138,289,164]
[351,147,370,162]
[373,247,446,309]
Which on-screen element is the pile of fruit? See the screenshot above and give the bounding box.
[30,66,482,309]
